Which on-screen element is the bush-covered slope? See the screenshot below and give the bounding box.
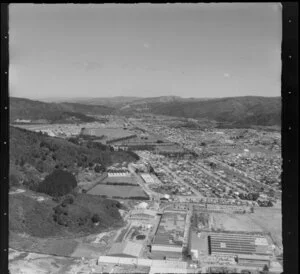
[9,126,138,188]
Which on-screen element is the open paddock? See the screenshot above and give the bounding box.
[81,128,136,139]
[209,213,264,233]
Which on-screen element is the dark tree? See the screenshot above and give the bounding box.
[62,194,75,205]
[37,169,77,197]
[261,264,269,274]
[9,173,19,188]
[91,214,101,223]
[19,157,25,167]
[94,165,102,173]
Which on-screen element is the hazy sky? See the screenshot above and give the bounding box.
[9,3,282,99]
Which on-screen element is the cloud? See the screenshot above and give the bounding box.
[223,73,230,78]
[83,61,102,71]
[143,43,150,49]
[72,61,102,71]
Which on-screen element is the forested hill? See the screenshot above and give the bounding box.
[10,97,115,123]
[9,126,135,238]
[133,96,281,127]
[9,126,138,186]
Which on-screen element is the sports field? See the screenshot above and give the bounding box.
[87,184,148,198]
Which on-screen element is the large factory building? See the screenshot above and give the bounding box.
[150,210,188,260]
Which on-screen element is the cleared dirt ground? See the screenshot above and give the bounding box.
[9,249,100,274]
[209,213,264,232]
[248,207,282,248]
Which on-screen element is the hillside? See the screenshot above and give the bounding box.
[9,126,138,187]
[57,102,114,115]
[126,95,182,105]
[37,95,205,107]
[10,97,114,123]
[9,126,133,239]
[122,96,281,127]
[39,96,141,106]
[9,192,123,238]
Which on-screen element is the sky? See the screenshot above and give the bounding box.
[9,3,282,99]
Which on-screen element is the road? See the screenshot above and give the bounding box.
[9,189,26,195]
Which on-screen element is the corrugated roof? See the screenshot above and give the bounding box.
[238,254,270,260]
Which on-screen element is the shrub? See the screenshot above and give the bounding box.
[91,214,101,223]
[62,194,75,205]
[9,173,19,188]
[94,164,105,173]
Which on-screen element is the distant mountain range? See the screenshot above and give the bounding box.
[126,96,281,127]
[10,97,114,123]
[39,96,142,106]
[10,96,281,127]
[37,95,213,106]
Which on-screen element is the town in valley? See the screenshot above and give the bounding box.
[8,3,283,274]
[9,111,282,274]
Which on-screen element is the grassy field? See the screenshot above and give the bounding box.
[70,243,107,258]
[87,184,148,198]
[9,233,78,257]
[9,191,124,239]
[82,128,135,139]
[36,239,78,256]
[209,212,264,232]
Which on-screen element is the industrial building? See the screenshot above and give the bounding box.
[128,209,157,222]
[107,167,131,177]
[98,256,188,272]
[237,254,270,268]
[102,171,138,185]
[107,171,131,177]
[208,233,271,256]
[151,210,187,260]
[140,173,155,184]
